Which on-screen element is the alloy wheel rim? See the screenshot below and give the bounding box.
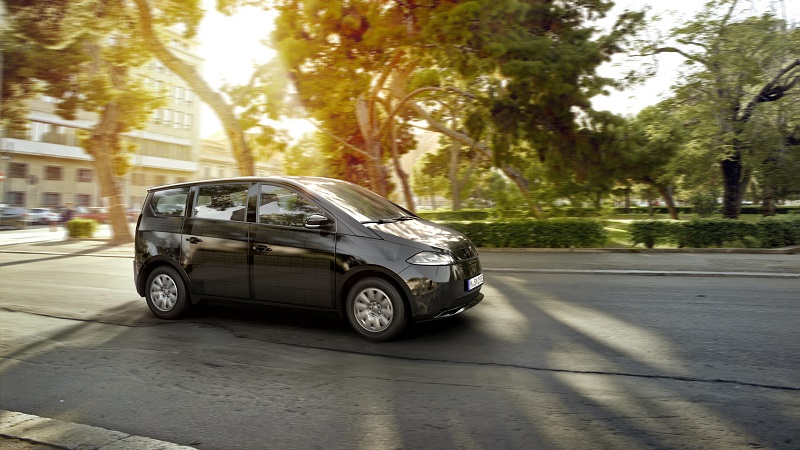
[150,274,178,312]
[353,287,394,333]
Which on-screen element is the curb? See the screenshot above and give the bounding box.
[484,268,800,279]
[1,410,194,450]
[477,245,800,254]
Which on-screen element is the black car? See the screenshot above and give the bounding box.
[134,176,484,341]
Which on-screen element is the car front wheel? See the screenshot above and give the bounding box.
[145,266,189,319]
[346,278,408,341]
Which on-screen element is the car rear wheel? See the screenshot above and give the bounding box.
[346,278,408,341]
[145,266,189,319]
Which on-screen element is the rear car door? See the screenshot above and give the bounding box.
[250,183,336,308]
[182,182,252,300]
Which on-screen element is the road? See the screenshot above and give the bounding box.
[1,242,799,449]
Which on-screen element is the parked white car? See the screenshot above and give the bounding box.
[24,207,62,224]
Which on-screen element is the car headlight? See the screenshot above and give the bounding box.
[406,251,455,266]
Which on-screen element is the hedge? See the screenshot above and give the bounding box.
[629,216,800,248]
[438,218,607,248]
[66,218,98,238]
[416,209,491,221]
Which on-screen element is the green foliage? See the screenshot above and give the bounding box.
[417,210,489,222]
[629,216,800,248]
[66,219,98,239]
[629,220,678,249]
[755,216,800,248]
[638,2,800,217]
[689,192,718,217]
[439,219,607,248]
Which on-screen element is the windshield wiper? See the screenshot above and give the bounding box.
[360,215,415,225]
[360,218,398,224]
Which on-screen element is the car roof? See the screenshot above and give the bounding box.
[146,176,345,192]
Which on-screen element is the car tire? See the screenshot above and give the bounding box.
[145,266,189,319]
[346,278,408,341]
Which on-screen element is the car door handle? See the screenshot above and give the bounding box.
[253,245,272,253]
[186,237,203,244]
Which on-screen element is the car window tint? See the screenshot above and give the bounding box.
[195,184,249,221]
[151,187,189,217]
[258,184,323,227]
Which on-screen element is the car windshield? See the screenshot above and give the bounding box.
[301,178,410,223]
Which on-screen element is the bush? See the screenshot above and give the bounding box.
[66,218,98,238]
[755,215,800,248]
[416,209,490,221]
[629,220,679,249]
[676,219,755,248]
[629,215,800,248]
[438,218,607,248]
[689,192,718,217]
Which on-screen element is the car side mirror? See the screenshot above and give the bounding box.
[304,214,333,230]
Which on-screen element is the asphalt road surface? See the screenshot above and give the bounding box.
[1,250,799,449]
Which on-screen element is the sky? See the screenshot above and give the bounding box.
[194,0,799,138]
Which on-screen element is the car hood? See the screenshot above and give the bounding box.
[364,218,478,261]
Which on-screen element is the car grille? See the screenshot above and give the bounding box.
[437,290,482,317]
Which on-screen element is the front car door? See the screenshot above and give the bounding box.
[182,182,252,300]
[250,183,336,308]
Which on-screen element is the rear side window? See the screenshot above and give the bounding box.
[195,184,250,221]
[151,187,189,217]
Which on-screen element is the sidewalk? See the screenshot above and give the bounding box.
[1,410,194,450]
[1,234,798,278]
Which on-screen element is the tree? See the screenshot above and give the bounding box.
[641,0,800,218]
[235,0,643,214]
[2,0,162,244]
[619,105,686,219]
[133,0,260,176]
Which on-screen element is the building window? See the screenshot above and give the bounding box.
[31,122,52,142]
[185,90,194,105]
[75,194,91,207]
[174,86,185,104]
[10,163,28,178]
[77,169,93,183]
[45,166,63,181]
[131,172,146,186]
[174,111,184,129]
[163,109,173,127]
[152,109,162,125]
[8,192,26,205]
[184,114,193,130]
[42,192,61,206]
[154,175,167,186]
[176,177,187,184]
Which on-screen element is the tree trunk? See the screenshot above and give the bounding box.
[449,141,461,211]
[134,0,255,175]
[88,102,132,245]
[720,156,746,219]
[355,95,388,196]
[761,184,777,216]
[389,119,415,211]
[657,185,679,220]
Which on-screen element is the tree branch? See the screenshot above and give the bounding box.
[739,58,800,123]
[133,0,255,175]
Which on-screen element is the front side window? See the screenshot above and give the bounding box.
[195,184,249,221]
[302,178,407,223]
[151,187,189,217]
[258,184,324,228]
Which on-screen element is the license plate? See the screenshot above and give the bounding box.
[466,273,484,291]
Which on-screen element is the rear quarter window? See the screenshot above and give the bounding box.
[150,187,189,217]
